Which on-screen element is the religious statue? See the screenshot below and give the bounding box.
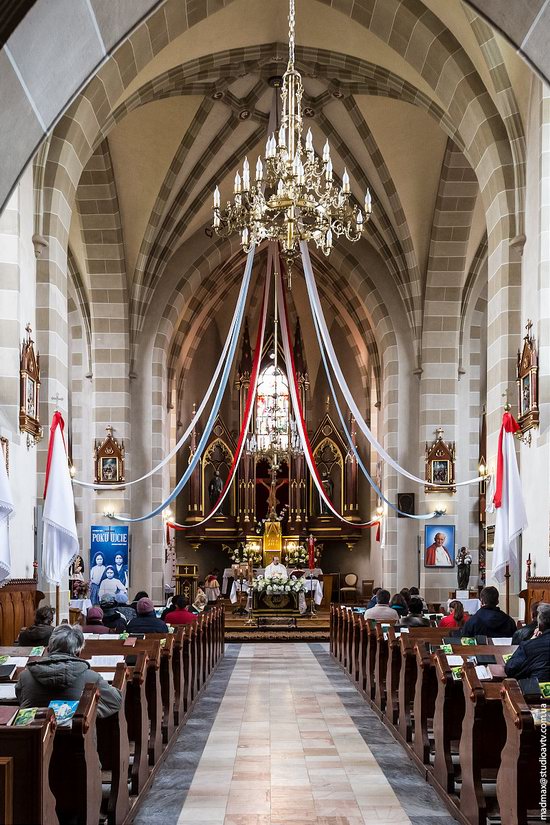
[319,471,333,515]
[456,546,472,590]
[208,470,224,507]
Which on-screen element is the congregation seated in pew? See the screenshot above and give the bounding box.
[127,597,169,633]
[129,590,150,612]
[363,589,400,621]
[100,595,128,632]
[399,597,430,627]
[504,601,550,681]
[15,624,122,718]
[511,598,539,644]
[17,604,55,646]
[82,605,111,634]
[438,599,469,629]
[166,595,199,625]
[461,585,516,638]
[114,591,137,622]
[390,593,409,617]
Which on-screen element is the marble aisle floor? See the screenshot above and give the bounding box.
[135,643,458,825]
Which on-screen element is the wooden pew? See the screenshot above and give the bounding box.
[364,619,380,702]
[329,603,337,656]
[373,621,397,714]
[0,708,57,825]
[389,628,448,738]
[0,756,12,825]
[95,662,131,825]
[356,615,368,695]
[431,645,515,796]
[49,683,102,825]
[181,626,193,714]
[497,679,546,825]
[82,638,163,767]
[458,662,507,825]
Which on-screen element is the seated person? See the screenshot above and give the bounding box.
[113,591,136,622]
[363,589,400,621]
[16,624,122,718]
[130,590,149,612]
[82,606,111,634]
[366,587,381,610]
[98,566,127,601]
[409,586,428,611]
[99,596,128,633]
[461,585,517,639]
[127,597,169,633]
[264,555,288,578]
[505,603,550,681]
[17,605,55,646]
[160,595,176,621]
[168,595,199,625]
[193,583,208,613]
[512,600,540,645]
[390,594,409,616]
[399,588,411,607]
[399,597,430,627]
[439,600,469,629]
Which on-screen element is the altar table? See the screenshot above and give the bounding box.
[230,580,323,612]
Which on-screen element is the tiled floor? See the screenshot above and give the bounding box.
[135,643,457,825]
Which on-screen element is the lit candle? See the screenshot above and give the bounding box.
[242,227,249,246]
[356,208,363,226]
[365,189,372,214]
[242,157,250,191]
[278,125,286,147]
[213,185,220,208]
[306,128,313,153]
[325,158,333,180]
[256,157,263,181]
[326,228,333,248]
[342,168,350,193]
[234,172,241,193]
[323,140,330,162]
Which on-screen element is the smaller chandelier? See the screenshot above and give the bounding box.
[212,0,372,273]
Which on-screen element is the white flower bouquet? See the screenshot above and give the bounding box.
[253,574,307,594]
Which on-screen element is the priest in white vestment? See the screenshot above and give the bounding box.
[264,556,288,578]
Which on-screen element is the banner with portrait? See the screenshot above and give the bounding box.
[89,525,129,605]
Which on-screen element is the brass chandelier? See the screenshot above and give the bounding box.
[212,0,372,275]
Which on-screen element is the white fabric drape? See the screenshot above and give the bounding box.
[42,418,79,585]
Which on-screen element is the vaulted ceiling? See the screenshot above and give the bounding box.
[63,0,531,384]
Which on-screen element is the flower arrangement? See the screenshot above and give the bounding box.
[253,574,306,594]
[228,543,263,566]
[72,579,89,599]
[284,543,308,567]
[253,504,289,534]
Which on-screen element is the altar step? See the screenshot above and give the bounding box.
[224,606,330,642]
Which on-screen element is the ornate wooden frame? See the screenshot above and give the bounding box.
[19,324,41,439]
[425,428,456,493]
[517,320,539,434]
[93,426,125,484]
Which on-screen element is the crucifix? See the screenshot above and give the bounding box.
[51,393,64,410]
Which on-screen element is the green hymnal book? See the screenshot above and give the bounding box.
[440,644,453,654]
[502,653,514,663]
[539,682,550,699]
[29,646,45,656]
[461,637,476,646]
[12,707,39,726]
[451,666,463,681]
[118,633,129,640]
[0,656,8,665]
[48,700,78,726]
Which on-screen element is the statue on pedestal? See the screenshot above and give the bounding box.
[208,470,224,513]
[456,546,473,590]
[319,471,333,515]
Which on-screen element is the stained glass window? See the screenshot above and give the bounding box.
[256,364,290,453]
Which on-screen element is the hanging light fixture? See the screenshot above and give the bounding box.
[212,0,372,275]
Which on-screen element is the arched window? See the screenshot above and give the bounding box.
[256,365,290,453]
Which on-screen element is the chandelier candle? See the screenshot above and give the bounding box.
[212,0,372,275]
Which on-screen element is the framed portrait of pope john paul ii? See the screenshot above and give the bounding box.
[424,524,455,567]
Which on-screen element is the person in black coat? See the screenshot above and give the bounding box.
[512,600,540,645]
[461,586,516,639]
[505,603,550,681]
[127,598,169,634]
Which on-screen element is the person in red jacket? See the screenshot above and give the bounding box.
[168,595,198,625]
[439,600,469,629]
